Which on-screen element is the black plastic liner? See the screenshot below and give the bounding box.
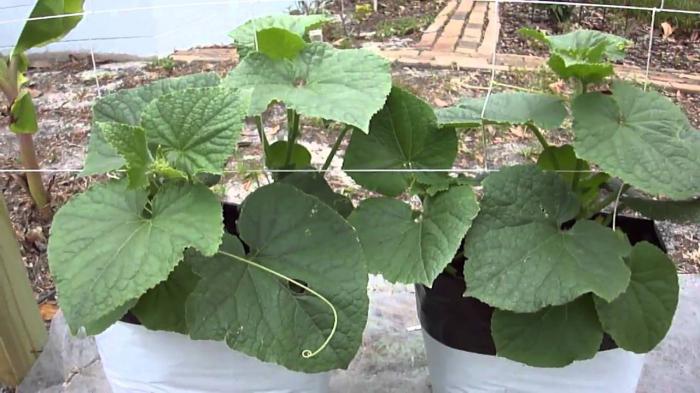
[415,215,667,355]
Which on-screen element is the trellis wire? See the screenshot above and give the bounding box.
[0,0,697,179]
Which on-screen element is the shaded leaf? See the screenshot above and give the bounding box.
[229,14,331,57]
[186,183,368,372]
[594,242,679,353]
[265,140,312,170]
[279,172,354,217]
[99,123,152,189]
[492,296,603,367]
[343,87,457,196]
[9,90,38,134]
[350,185,478,285]
[464,165,631,312]
[256,28,306,60]
[14,0,85,54]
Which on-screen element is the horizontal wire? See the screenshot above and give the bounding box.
[0,168,610,174]
[0,0,295,26]
[480,0,700,15]
[0,0,698,27]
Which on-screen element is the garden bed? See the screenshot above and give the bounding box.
[1,53,699,327]
[497,2,699,71]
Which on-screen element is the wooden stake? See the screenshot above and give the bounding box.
[0,193,47,386]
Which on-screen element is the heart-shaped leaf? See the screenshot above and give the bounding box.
[141,87,247,176]
[343,87,457,196]
[492,295,603,367]
[464,165,631,312]
[186,183,368,372]
[47,180,223,334]
[350,185,478,285]
[83,73,220,175]
[225,43,391,132]
[594,241,679,353]
[14,0,85,54]
[436,92,567,130]
[572,82,700,199]
[229,14,331,57]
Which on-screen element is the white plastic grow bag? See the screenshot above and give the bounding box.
[95,321,330,393]
[422,331,645,393]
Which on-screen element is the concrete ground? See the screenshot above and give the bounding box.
[15,275,700,393]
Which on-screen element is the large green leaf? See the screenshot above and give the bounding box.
[9,90,38,134]
[572,82,700,199]
[225,43,391,132]
[83,73,221,175]
[349,185,478,285]
[343,87,457,196]
[229,14,331,57]
[47,180,223,334]
[436,92,567,130]
[14,0,85,54]
[594,242,679,353]
[141,87,247,176]
[279,172,354,217]
[99,123,152,189]
[622,196,700,224]
[464,165,631,312]
[131,259,200,335]
[520,28,631,83]
[256,28,306,60]
[186,183,368,372]
[492,296,603,367]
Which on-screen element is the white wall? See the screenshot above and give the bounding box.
[0,0,295,57]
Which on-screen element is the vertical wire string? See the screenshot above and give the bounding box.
[480,0,502,173]
[643,6,658,91]
[85,0,102,97]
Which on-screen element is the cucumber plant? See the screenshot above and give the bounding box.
[1,0,85,209]
[436,28,698,367]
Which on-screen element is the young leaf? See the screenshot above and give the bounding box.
[229,14,331,57]
[594,242,679,353]
[47,180,223,334]
[622,197,700,224]
[343,87,457,196]
[572,82,700,199]
[14,0,85,54]
[265,140,312,170]
[141,87,247,176]
[9,90,39,134]
[349,185,479,285]
[492,296,603,367]
[464,165,632,313]
[256,28,306,60]
[83,73,221,175]
[131,259,200,335]
[520,29,631,83]
[225,43,392,132]
[99,123,152,189]
[279,172,354,217]
[186,184,368,372]
[436,92,567,130]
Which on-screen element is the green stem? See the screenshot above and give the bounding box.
[219,250,337,359]
[284,109,300,167]
[18,134,49,209]
[322,125,351,171]
[527,124,550,150]
[255,115,269,153]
